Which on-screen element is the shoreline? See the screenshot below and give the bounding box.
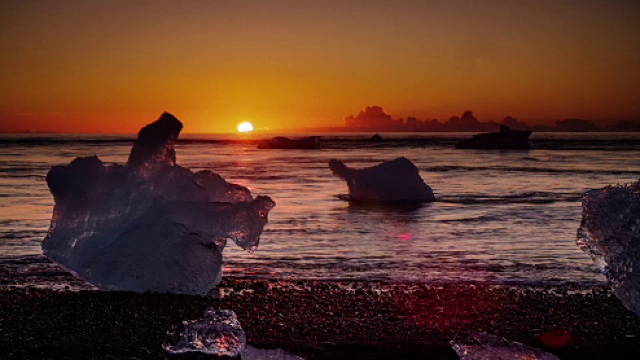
[2,279,640,359]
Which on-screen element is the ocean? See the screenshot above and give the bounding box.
[1,132,639,289]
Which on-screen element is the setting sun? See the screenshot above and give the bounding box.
[237,121,254,133]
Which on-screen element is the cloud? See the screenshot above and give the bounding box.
[554,119,598,132]
[344,106,398,129]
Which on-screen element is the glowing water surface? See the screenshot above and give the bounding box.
[1,132,639,286]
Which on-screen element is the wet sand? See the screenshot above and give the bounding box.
[2,279,640,359]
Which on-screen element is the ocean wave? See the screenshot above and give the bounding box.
[423,165,638,176]
[2,136,640,152]
[436,191,581,205]
[334,191,580,205]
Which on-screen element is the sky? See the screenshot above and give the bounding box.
[1,0,639,133]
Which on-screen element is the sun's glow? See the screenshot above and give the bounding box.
[237,121,254,133]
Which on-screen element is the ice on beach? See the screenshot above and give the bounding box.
[577,180,640,316]
[163,308,246,356]
[163,308,302,359]
[451,333,560,360]
[41,113,275,295]
[329,157,435,203]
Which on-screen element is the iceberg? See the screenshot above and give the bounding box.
[455,125,532,150]
[450,333,559,360]
[328,157,435,203]
[257,136,321,149]
[42,112,275,295]
[577,180,640,316]
[163,308,246,356]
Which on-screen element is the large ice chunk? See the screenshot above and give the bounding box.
[577,180,640,315]
[329,157,435,202]
[451,333,560,360]
[42,113,275,294]
[163,308,246,356]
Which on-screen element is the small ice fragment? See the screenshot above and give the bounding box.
[577,180,640,316]
[329,157,435,203]
[242,345,304,360]
[451,333,560,360]
[163,308,246,356]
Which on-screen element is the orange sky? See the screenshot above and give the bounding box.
[1,1,639,133]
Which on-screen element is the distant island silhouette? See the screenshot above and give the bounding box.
[341,106,640,132]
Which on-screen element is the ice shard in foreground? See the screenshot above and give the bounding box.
[42,113,275,294]
[163,308,246,356]
[451,333,559,360]
[577,180,640,316]
[329,157,435,203]
[163,308,303,359]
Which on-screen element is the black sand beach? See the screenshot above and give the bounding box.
[2,279,640,359]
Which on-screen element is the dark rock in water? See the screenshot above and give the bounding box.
[42,113,275,295]
[329,157,435,203]
[456,125,532,150]
[451,333,560,359]
[127,112,183,167]
[370,134,384,141]
[257,136,321,149]
[577,180,640,316]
